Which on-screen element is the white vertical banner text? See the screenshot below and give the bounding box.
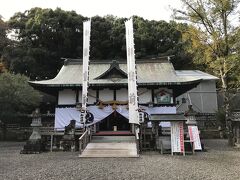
[125,18,139,124]
[82,20,91,111]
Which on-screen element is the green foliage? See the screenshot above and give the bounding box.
[2,8,194,80]
[90,15,114,59]
[174,0,240,89]
[174,2,240,140]
[4,8,85,79]
[0,72,41,122]
[0,15,9,59]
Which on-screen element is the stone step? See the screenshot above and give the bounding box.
[79,142,138,158]
[91,135,135,143]
[94,131,133,136]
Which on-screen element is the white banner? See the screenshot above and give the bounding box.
[81,20,91,124]
[171,122,184,153]
[188,126,202,150]
[125,18,139,124]
[82,20,91,111]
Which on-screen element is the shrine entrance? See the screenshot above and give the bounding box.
[99,111,130,131]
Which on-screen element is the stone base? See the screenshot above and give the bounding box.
[59,139,76,151]
[20,140,44,154]
[234,143,240,148]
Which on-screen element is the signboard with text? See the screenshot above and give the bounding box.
[171,121,184,153]
[188,126,202,150]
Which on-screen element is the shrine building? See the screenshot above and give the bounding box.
[29,57,218,132]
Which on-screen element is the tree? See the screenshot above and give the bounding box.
[3,8,194,78]
[109,16,127,59]
[90,16,114,59]
[174,0,240,145]
[0,15,8,57]
[0,72,41,123]
[133,16,194,69]
[0,15,10,74]
[4,8,86,80]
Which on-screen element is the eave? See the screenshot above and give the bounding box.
[149,113,187,121]
[29,79,201,98]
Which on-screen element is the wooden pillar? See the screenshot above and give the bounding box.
[151,89,155,103]
[155,122,159,137]
[76,89,79,103]
[113,89,116,101]
[96,89,99,101]
[154,122,159,150]
[93,124,96,133]
[131,124,135,133]
[236,123,240,145]
[50,134,53,152]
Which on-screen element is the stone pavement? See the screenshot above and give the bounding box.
[1,139,240,180]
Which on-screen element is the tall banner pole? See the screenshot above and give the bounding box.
[81,20,91,127]
[125,18,139,125]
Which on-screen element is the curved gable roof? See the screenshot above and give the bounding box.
[94,60,128,79]
[29,58,202,87]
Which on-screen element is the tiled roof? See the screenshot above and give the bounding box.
[176,70,218,80]
[29,59,203,87]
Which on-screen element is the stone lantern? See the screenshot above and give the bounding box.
[21,108,43,154]
[29,108,42,140]
[185,105,197,125]
[232,110,240,147]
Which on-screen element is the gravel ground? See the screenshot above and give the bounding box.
[1,139,240,180]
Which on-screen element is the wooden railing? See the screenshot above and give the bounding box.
[79,128,92,154]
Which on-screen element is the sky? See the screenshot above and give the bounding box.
[0,0,183,21]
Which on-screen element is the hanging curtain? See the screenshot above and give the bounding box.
[54,106,114,130]
[55,107,82,130]
[54,105,176,129]
[116,105,129,119]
